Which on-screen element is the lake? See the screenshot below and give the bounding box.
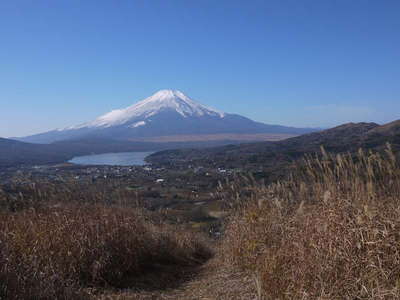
[68,151,154,166]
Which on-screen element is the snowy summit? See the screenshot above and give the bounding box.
[18,89,314,144]
[72,90,225,129]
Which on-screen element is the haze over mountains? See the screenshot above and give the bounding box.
[17,90,314,144]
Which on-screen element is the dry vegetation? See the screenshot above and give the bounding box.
[2,145,400,300]
[222,145,400,299]
[0,205,211,300]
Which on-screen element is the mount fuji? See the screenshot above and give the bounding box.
[18,90,315,144]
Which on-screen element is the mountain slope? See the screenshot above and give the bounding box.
[17,90,315,144]
[147,121,400,172]
[0,138,72,167]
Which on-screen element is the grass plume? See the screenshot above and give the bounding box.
[223,145,400,299]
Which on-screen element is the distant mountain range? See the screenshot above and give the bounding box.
[2,120,399,168]
[16,90,315,144]
[148,120,400,175]
[5,89,398,169]
[0,137,249,168]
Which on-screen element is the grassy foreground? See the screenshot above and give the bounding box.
[1,146,400,299]
[0,205,211,299]
[222,145,400,299]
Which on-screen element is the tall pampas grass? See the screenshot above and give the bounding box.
[223,145,400,299]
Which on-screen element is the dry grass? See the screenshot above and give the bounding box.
[3,146,400,300]
[223,145,400,299]
[0,205,211,300]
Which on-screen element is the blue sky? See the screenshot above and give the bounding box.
[1,0,399,137]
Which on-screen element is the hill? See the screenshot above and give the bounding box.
[147,120,399,174]
[0,138,72,167]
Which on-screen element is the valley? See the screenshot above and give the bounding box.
[0,156,234,235]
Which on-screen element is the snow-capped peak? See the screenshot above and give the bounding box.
[135,89,224,117]
[68,90,225,129]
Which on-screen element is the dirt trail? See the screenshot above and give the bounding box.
[99,259,255,300]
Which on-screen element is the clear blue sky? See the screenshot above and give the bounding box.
[1,0,399,137]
